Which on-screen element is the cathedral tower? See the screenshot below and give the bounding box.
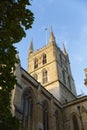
[28,27,77,103]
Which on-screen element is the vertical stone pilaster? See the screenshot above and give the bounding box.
[49,95,56,130]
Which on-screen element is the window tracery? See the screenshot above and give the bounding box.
[20,89,33,130]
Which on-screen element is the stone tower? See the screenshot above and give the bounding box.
[28,27,77,103]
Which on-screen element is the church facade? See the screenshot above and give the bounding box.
[13,28,87,130]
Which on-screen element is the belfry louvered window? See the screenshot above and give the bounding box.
[34,58,38,69]
[62,70,66,84]
[68,76,71,89]
[42,53,47,64]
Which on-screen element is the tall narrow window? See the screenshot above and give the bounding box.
[62,70,66,84]
[68,76,71,89]
[42,53,47,64]
[34,58,38,69]
[20,90,33,130]
[66,66,68,73]
[43,101,49,130]
[42,69,48,84]
[60,54,62,66]
[72,115,79,130]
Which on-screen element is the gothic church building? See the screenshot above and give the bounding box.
[13,28,87,130]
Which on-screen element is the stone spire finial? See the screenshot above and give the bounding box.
[63,42,67,56]
[49,26,55,43]
[29,40,33,53]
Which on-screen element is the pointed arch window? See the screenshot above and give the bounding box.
[43,101,49,130]
[72,115,79,130]
[34,58,38,69]
[42,69,48,84]
[42,53,47,64]
[20,89,33,130]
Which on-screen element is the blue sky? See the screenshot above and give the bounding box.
[15,0,87,95]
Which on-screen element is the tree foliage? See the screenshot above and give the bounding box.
[0,0,34,129]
